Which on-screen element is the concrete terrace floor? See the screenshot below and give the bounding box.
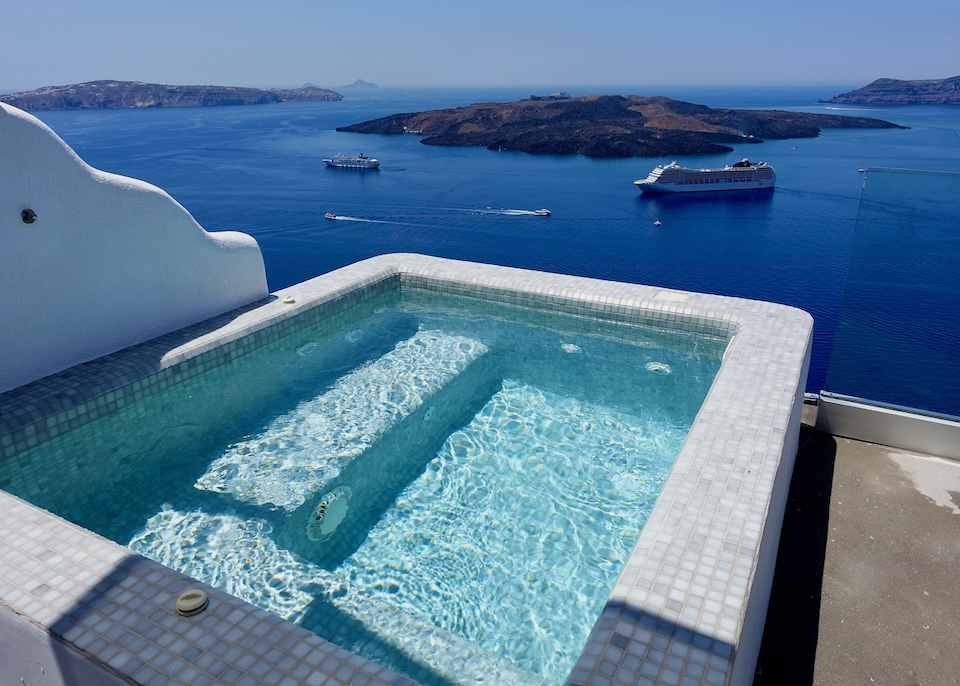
[754,403,960,686]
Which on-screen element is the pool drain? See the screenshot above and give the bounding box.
[306,487,353,541]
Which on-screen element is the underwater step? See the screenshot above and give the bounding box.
[128,507,319,621]
[194,329,490,510]
[274,352,503,568]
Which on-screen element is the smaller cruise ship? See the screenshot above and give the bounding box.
[635,158,775,193]
[324,152,380,169]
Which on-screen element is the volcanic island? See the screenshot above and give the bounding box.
[336,94,905,158]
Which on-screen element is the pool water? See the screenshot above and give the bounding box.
[0,291,724,685]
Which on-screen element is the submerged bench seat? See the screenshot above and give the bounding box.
[195,329,489,510]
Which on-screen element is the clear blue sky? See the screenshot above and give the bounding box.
[3,0,957,92]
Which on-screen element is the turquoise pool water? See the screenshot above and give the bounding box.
[0,291,724,685]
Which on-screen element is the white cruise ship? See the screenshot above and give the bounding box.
[323,152,380,169]
[635,158,775,193]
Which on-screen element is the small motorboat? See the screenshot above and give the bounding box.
[325,213,337,220]
[534,208,551,216]
[654,220,662,226]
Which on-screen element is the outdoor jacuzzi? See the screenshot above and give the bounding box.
[0,254,812,686]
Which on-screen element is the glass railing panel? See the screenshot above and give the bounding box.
[824,168,960,417]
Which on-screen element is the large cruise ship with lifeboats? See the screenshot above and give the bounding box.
[634,158,775,193]
[323,152,380,169]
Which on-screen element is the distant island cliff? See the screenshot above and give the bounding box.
[822,77,960,105]
[337,94,905,158]
[0,80,343,111]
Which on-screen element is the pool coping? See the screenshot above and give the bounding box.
[0,253,812,686]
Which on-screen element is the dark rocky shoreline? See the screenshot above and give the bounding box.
[337,94,905,158]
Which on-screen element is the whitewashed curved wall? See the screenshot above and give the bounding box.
[0,103,269,393]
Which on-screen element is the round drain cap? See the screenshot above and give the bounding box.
[176,589,209,616]
[306,487,353,541]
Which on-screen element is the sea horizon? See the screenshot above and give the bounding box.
[2,79,868,95]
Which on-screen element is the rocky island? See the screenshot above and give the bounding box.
[821,77,960,105]
[336,94,905,158]
[338,79,378,89]
[0,80,342,111]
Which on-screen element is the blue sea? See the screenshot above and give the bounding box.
[33,85,960,413]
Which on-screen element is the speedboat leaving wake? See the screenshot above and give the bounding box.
[324,214,389,224]
[460,207,552,216]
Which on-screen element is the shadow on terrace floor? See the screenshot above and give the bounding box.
[754,407,960,686]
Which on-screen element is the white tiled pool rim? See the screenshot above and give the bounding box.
[0,253,812,686]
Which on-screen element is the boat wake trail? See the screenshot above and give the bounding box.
[331,216,389,224]
[497,209,539,216]
[455,208,541,216]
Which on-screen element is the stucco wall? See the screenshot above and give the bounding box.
[0,103,268,393]
[0,606,128,686]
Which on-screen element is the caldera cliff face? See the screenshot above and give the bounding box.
[0,80,342,110]
[822,77,960,105]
